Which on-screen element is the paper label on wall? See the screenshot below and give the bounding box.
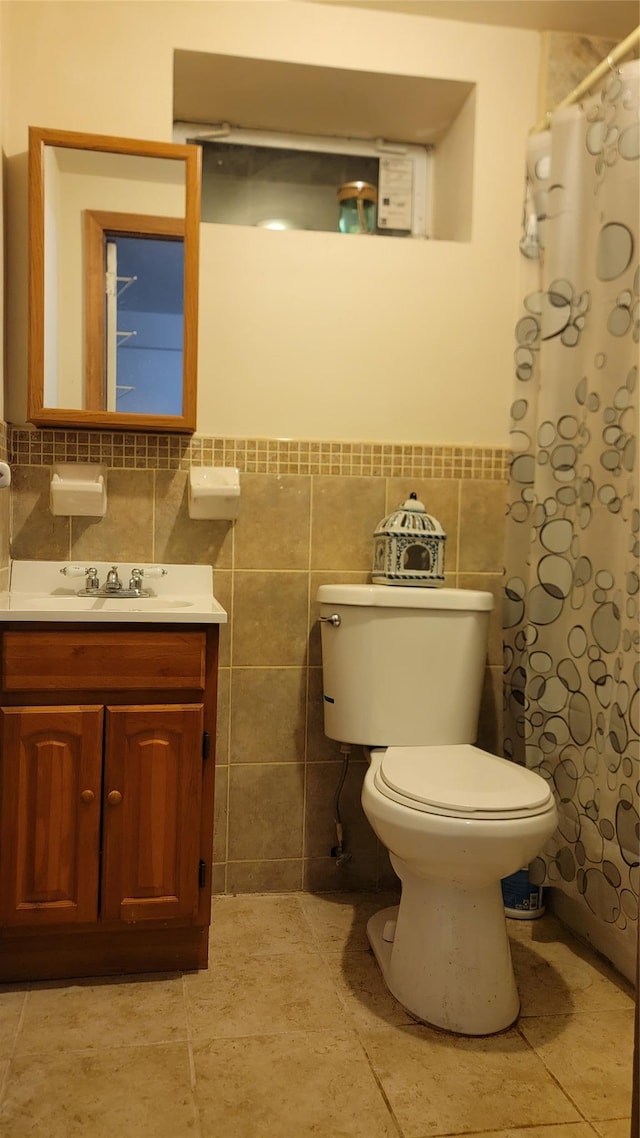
[377,157,413,231]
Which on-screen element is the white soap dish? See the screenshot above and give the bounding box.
[188,467,240,521]
[50,464,107,517]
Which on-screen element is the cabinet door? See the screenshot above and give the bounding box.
[101,705,204,923]
[0,706,103,927]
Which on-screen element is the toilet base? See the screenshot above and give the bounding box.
[367,869,520,1035]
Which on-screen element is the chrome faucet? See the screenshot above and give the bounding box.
[60,563,167,599]
[104,565,123,593]
[84,567,99,591]
[129,567,143,593]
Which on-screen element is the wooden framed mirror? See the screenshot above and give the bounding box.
[28,127,201,433]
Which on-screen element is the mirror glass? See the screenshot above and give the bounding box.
[29,128,201,432]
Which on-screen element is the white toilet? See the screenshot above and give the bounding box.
[317,583,557,1036]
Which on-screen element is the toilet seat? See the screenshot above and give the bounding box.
[374,745,554,820]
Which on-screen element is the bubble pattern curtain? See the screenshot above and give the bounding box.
[504,60,639,977]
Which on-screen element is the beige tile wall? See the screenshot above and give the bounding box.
[7,430,508,894]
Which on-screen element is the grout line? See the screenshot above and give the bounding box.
[355,1031,409,1138]
[0,1034,192,1060]
[513,1019,594,1124]
[0,985,31,1108]
[410,1126,601,1138]
[181,975,204,1138]
[301,475,315,886]
[151,469,156,562]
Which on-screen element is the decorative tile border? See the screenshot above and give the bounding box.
[8,428,509,480]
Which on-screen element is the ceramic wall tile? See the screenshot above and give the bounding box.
[225,859,303,894]
[233,473,310,569]
[304,760,376,859]
[229,667,306,763]
[459,479,508,572]
[10,466,70,561]
[303,855,379,893]
[211,863,227,895]
[154,469,233,568]
[71,469,154,563]
[215,667,230,766]
[212,764,228,866]
[311,476,386,570]
[232,570,309,667]
[0,491,11,574]
[227,763,304,861]
[211,569,232,667]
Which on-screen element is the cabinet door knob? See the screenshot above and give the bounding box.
[80,789,95,804]
[107,790,123,806]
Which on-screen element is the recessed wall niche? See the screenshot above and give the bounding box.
[173,51,476,242]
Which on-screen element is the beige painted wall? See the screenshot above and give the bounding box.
[3,0,540,444]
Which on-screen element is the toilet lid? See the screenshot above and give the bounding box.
[376,745,554,819]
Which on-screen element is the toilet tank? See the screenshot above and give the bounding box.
[317,584,494,747]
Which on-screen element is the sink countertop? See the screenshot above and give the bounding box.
[0,561,228,625]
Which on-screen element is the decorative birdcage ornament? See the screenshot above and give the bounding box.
[372,492,446,586]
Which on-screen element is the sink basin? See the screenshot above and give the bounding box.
[0,561,228,625]
[23,595,195,612]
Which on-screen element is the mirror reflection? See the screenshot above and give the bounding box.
[29,128,200,432]
[105,233,184,416]
[84,213,185,415]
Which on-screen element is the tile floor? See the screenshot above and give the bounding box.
[0,892,635,1138]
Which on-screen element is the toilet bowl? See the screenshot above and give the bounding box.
[317,583,558,1036]
[362,745,557,1034]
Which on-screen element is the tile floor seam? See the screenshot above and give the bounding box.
[518,1008,634,1019]
[514,1020,594,1125]
[517,1006,636,1123]
[182,974,205,1138]
[409,1127,603,1138]
[296,899,336,957]
[359,1020,596,1137]
[11,1036,192,1059]
[354,1032,406,1138]
[184,1024,360,1045]
[0,986,30,1109]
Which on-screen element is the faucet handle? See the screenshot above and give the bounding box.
[137,566,168,578]
[60,565,97,578]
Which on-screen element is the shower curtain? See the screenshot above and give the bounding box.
[503,59,639,980]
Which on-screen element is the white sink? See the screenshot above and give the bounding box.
[23,595,195,612]
[0,561,228,625]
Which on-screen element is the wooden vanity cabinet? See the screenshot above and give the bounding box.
[0,623,219,982]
